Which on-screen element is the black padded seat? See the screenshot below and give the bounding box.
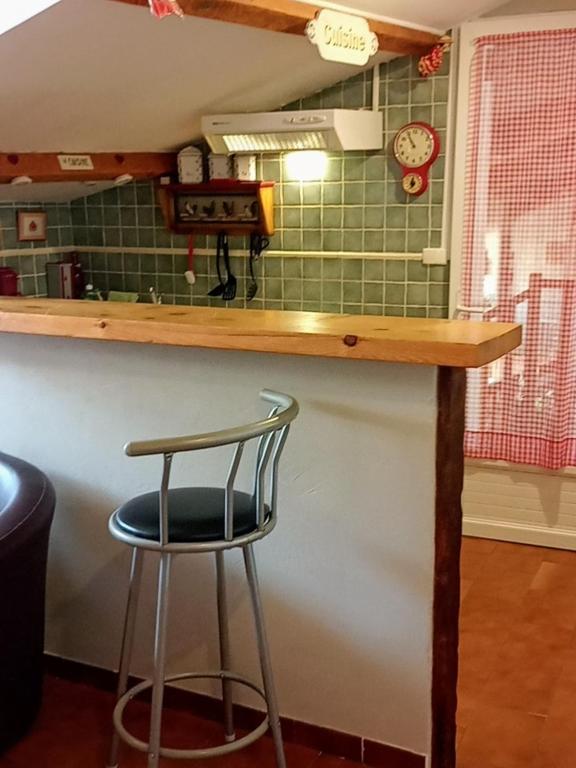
[113,487,269,543]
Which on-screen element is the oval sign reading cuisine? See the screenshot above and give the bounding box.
[306,9,378,66]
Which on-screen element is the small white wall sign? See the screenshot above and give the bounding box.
[57,154,95,171]
[306,9,378,66]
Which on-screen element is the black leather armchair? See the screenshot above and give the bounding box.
[0,452,55,753]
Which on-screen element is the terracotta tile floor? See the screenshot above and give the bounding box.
[458,537,576,768]
[3,538,575,767]
[1,675,361,767]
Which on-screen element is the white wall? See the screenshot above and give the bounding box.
[463,463,576,549]
[0,334,438,756]
[484,0,576,16]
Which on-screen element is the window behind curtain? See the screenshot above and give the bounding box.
[461,29,576,470]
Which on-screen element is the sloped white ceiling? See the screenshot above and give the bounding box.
[0,0,513,156]
[0,0,391,154]
[314,0,510,31]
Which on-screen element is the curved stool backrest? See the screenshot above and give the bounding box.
[123,390,299,548]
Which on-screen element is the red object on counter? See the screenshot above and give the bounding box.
[149,0,183,18]
[0,268,19,296]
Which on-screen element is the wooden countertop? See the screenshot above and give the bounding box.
[0,299,521,368]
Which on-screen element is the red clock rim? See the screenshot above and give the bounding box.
[393,121,440,171]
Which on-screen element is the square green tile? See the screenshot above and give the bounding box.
[343,208,363,229]
[429,265,449,282]
[303,259,321,278]
[428,284,449,307]
[283,208,302,228]
[385,283,406,305]
[363,231,384,252]
[406,306,427,318]
[323,184,343,205]
[322,258,342,279]
[322,281,342,303]
[364,206,384,228]
[385,230,406,251]
[343,230,363,252]
[265,277,283,300]
[302,184,321,205]
[283,258,302,278]
[321,302,342,314]
[282,230,302,250]
[387,79,410,105]
[364,183,385,205]
[386,206,407,229]
[363,305,383,316]
[325,158,342,182]
[364,260,383,281]
[303,280,321,301]
[406,283,427,305]
[407,229,429,252]
[364,282,383,304]
[343,184,363,205]
[322,230,342,252]
[343,280,362,302]
[407,262,429,282]
[323,207,342,228]
[365,155,386,181]
[407,206,429,229]
[264,258,282,277]
[410,79,433,104]
[282,184,302,205]
[343,259,362,280]
[283,279,302,301]
[385,259,406,281]
[303,230,322,251]
[343,156,365,181]
[303,207,321,228]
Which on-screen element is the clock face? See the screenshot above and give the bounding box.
[402,172,424,195]
[393,123,438,169]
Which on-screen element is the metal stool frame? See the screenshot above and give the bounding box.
[107,390,298,768]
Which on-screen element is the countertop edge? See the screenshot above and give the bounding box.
[0,300,522,368]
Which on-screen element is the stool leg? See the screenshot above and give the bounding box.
[216,550,236,742]
[147,552,172,768]
[107,547,144,768]
[243,544,287,768]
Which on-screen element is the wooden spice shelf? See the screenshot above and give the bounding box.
[157,181,275,236]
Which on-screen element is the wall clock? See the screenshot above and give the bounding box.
[393,122,440,196]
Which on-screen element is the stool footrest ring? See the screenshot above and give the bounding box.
[112,671,269,760]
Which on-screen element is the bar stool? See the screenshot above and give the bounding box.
[106,389,299,768]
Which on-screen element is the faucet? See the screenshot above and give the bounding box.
[149,287,162,305]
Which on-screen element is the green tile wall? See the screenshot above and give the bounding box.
[76,249,448,317]
[0,202,73,296]
[0,53,450,315]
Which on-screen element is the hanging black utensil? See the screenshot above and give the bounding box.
[207,232,225,297]
[246,233,269,301]
[222,233,237,301]
[247,233,259,301]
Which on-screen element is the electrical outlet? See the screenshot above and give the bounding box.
[422,247,447,265]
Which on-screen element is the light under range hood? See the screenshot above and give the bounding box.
[202,109,383,154]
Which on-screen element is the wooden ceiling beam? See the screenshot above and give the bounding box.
[111,0,440,56]
[0,152,176,184]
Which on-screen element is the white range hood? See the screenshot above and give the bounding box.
[202,109,383,154]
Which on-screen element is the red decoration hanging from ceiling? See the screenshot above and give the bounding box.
[418,38,451,78]
[149,0,184,19]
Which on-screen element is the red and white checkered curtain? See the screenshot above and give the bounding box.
[461,29,576,469]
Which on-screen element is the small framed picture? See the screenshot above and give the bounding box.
[17,210,47,242]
